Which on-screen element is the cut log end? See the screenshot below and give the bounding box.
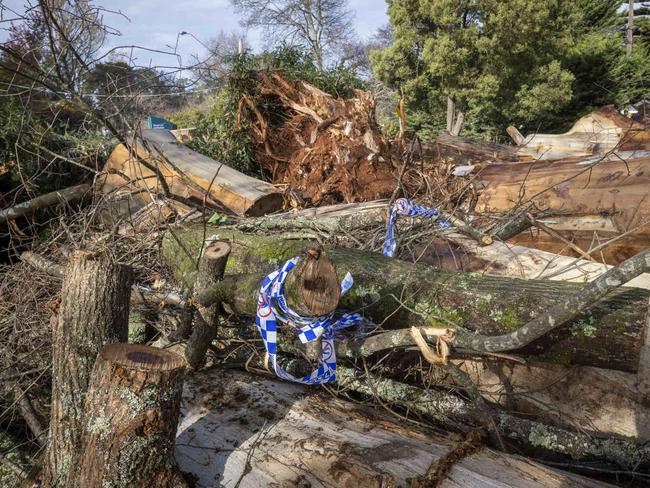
[100,344,186,372]
[297,248,340,316]
[204,240,231,260]
[244,193,285,217]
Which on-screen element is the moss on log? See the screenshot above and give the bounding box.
[163,227,648,372]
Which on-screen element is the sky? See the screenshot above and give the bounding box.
[0,0,389,72]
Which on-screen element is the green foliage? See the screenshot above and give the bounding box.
[168,45,366,177]
[372,0,650,140]
[372,0,580,139]
[0,95,27,165]
[168,89,256,176]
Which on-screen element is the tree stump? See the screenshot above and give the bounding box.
[186,240,231,369]
[69,344,188,488]
[43,251,133,486]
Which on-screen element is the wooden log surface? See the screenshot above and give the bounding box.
[163,228,648,372]
[42,251,133,487]
[177,367,615,488]
[475,151,650,263]
[101,129,283,217]
[444,232,650,289]
[514,106,650,160]
[69,344,187,488]
[457,359,650,442]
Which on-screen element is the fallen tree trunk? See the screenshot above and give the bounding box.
[475,151,650,264]
[445,232,650,288]
[177,367,616,487]
[68,344,187,488]
[0,184,90,225]
[455,359,650,442]
[163,228,648,372]
[101,129,283,217]
[335,366,650,473]
[42,251,133,487]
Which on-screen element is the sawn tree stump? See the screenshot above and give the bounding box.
[68,344,188,488]
[42,251,133,486]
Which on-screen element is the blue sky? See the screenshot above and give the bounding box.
[1,0,389,70]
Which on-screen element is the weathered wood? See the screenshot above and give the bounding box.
[236,200,387,234]
[177,367,614,487]
[335,365,650,472]
[0,184,90,225]
[68,344,187,488]
[451,111,465,136]
[476,151,650,263]
[446,96,455,132]
[163,228,648,372]
[514,106,650,160]
[42,251,133,487]
[445,232,650,289]
[456,359,650,442]
[186,240,230,370]
[11,376,47,446]
[506,126,526,145]
[101,129,283,217]
[292,247,340,316]
[426,133,520,165]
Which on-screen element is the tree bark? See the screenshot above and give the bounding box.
[185,240,230,370]
[446,96,455,132]
[162,229,648,372]
[0,184,90,225]
[68,344,187,488]
[335,366,650,472]
[627,0,635,57]
[42,251,133,487]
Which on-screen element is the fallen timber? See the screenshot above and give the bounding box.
[101,129,283,217]
[163,228,648,372]
[475,151,650,264]
[176,367,616,488]
[0,183,90,225]
[507,106,650,160]
[161,332,650,473]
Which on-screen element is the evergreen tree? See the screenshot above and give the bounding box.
[371,0,650,140]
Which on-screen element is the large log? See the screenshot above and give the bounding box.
[162,228,648,372]
[101,129,283,217]
[456,359,650,442]
[444,232,650,289]
[509,106,650,160]
[42,251,133,487]
[68,344,187,488]
[177,367,614,487]
[475,151,650,264]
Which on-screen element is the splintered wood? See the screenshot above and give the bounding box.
[239,71,399,205]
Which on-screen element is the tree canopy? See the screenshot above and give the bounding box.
[371,0,650,140]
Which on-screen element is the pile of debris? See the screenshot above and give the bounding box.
[239,70,400,205]
[3,77,650,488]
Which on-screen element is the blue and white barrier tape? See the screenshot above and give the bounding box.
[383,198,451,257]
[255,257,364,384]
